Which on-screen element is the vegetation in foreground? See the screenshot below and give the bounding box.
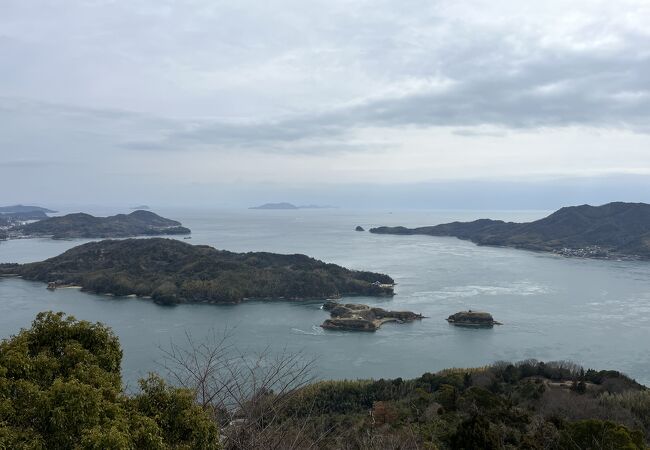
[0,312,220,449]
[3,238,394,303]
[2,312,649,449]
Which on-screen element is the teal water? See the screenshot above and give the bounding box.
[2,208,650,386]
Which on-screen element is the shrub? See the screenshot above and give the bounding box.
[559,419,645,450]
[0,312,220,449]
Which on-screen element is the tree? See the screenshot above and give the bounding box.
[0,311,220,449]
[448,414,502,449]
[157,329,321,449]
[559,419,645,450]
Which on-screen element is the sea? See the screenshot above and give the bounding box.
[2,207,650,387]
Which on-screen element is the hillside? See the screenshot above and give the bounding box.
[15,210,190,239]
[7,238,394,303]
[370,202,650,259]
[279,360,649,449]
[4,313,649,449]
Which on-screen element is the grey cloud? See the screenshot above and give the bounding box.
[452,129,506,138]
[135,42,650,151]
[2,0,650,155]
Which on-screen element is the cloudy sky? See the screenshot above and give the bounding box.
[1,0,650,208]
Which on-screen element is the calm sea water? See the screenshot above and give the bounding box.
[2,208,650,387]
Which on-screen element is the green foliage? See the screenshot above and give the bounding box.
[559,419,645,450]
[0,312,220,449]
[131,375,220,448]
[269,360,648,449]
[286,378,412,416]
[448,414,502,450]
[1,314,648,450]
[600,390,650,431]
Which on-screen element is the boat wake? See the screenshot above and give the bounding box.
[291,326,325,336]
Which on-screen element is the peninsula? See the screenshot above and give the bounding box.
[12,210,190,239]
[3,238,395,303]
[370,202,650,259]
[321,301,423,331]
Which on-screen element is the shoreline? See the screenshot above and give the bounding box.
[371,231,646,262]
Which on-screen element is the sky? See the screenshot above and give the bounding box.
[1,0,650,209]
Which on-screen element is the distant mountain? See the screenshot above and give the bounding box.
[15,210,190,239]
[5,238,395,303]
[0,204,56,214]
[370,202,650,259]
[250,202,299,210]
[250,202,336,210]
[129,205,150,210]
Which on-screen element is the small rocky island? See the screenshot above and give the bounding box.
[1,238,395,304]
[321,301,423,331]
[355,226,365,231]
[11,210,190,239]
[446,310,501,327]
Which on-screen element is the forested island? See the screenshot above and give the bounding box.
[11,210,190,239]
[371,202,650,259]
[3,312,649,449]
[2,238,394,303]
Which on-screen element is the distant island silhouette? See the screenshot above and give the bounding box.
[0,204,56,214]
[250,202,336,210]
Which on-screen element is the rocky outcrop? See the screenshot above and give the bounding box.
[321,301,423,331]
[355,226,365,231]
[446,310,501,327]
